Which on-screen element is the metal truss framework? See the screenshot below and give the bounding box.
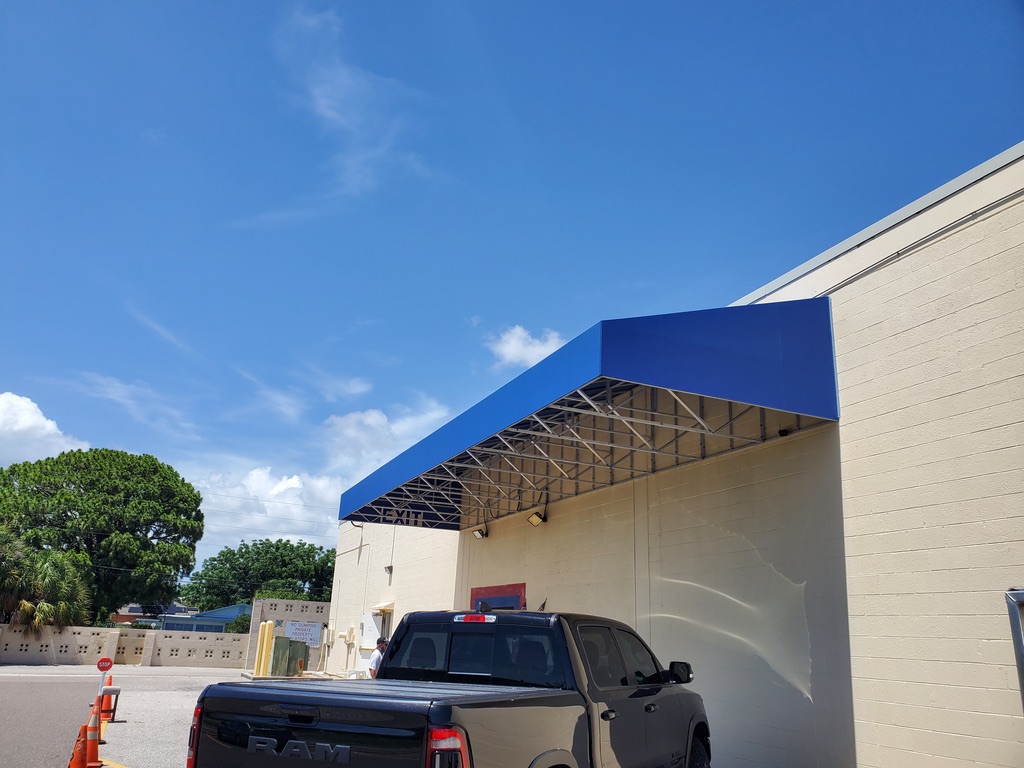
[351,376,827,530]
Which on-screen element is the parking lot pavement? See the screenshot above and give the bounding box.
[0,664,244,768]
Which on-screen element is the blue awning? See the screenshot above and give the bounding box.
[339,297,839,530]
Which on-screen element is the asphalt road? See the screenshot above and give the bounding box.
[0,664,244,768]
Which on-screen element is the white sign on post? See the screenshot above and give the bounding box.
[285,621,322,648]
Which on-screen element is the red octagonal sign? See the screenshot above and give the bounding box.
[97,657,113,672]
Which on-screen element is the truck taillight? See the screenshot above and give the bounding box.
[186,704,202,768]
[426,725,470,768]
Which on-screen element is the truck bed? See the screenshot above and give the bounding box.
[194,677,585,768]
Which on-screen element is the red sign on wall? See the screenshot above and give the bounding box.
[469,582,527,611]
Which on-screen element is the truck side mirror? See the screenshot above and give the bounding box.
[669,661,694,684]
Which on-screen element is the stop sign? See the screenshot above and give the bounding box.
[97,657,113,672]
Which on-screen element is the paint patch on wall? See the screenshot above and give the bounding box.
[470,583,526,611]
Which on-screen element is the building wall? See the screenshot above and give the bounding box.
[0,623,249,668]
[243,598,332,672]
[456,425,851,767]
[0,601,332,671]
[326,522,459,676]
[789,162,1024,767]
[646,426,852,767]
[455,482,639,622]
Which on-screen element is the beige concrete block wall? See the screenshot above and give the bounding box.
[326,523,458,675]
[0,624,248,668]
[455,484,639,623]
[647,426,852,767]
[244,598,332,672]
[0,624,115,665]
[827,194,1024,768]
[114,629,149,665]
[763,154,1024,766]
[149,630,248,667]
[455,427,852,768]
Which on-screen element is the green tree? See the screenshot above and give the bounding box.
[0,525,27,616]
[309,548,334,602]
[224,612,253,634]
[181,539,334,611]
[255,578,307,601]
[1,526,91,633]
[0,449,204,620]
[10,549,91,634]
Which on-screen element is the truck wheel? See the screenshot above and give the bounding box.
[688,737,710,768]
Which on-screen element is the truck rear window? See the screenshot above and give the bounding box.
[383,624,566,688]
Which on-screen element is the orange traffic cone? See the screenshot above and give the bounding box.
[100,675,114,722]
[67,723,87,768]
[85,697,102,768]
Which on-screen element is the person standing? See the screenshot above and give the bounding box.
[369,636,388,678]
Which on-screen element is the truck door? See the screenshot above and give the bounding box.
[611,628,688,768]
[578,625,649,768]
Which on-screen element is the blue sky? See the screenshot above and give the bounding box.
[2,2,1022,569]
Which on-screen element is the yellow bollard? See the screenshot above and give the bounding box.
[257,621,274,677]
[256,622,268,675]
[255,620,273,677]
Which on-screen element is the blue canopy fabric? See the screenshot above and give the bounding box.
[339,297,838,530]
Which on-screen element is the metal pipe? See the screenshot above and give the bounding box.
[1005,587,1024,714]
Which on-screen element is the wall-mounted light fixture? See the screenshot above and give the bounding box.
[384,564,393,575]
[527,510,546,527]
[471,524,488,539]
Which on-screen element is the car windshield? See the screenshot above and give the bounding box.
[382,623,566,688]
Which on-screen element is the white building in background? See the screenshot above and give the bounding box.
[326,521,457,676]
[327,140,1024,767]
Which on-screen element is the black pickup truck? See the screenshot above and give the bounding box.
[186,610,711,768]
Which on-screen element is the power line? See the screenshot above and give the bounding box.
[11,518,338,544]
[200,492,338,510]
[200,506,338,525]
[201,519,337,539]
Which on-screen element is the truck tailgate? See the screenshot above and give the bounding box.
[196,680,432,768]
[193,678,565,768]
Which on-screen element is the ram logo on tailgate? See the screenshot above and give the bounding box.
[247,736,351,763]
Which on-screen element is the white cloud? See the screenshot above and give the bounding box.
[486,325,566,368]
[78,373,199,439]
[322,396,450,482]
[275,7,425,198]
[182,395,450,566]
[304,365,372,401]
[0,393,89,467]
[238,370,307,423]
[189,466,343,567]
[126,305,192,353]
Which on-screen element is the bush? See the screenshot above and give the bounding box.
[225,613,253,634]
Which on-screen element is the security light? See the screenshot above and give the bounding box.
[527,510,546,527]
[471,525,488,539]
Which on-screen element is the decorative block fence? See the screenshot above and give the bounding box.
[0,599,330,671]
[0,624,249,667]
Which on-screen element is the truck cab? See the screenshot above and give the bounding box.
[378,610,711,768]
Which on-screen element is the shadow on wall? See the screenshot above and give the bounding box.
[649,426,855,767]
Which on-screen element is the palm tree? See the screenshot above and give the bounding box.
[11,550,91,634]
[0,526,28,621]
[1,525,91,632]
